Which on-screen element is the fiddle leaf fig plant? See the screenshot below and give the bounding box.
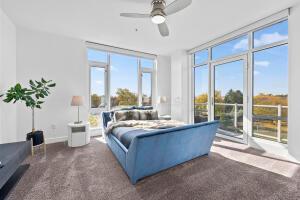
[0,78,56,132]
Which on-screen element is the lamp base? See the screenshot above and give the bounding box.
[74,121,82,124]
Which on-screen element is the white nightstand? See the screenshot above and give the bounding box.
[68,122,90,147]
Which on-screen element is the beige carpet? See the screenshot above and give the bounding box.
[7,137,300,200]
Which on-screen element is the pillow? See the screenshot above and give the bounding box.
[132,106,153,110]
[109,107,136,121]
[113,110,140,122]
[139,110,159,120]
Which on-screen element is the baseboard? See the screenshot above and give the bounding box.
[90,128,103,137]
[45,136,67,144]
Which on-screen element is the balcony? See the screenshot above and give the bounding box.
[194,103,288,143]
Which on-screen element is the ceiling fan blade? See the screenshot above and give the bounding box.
[120,13,150,18]
[158,22,169,37]
[164,0,192,16]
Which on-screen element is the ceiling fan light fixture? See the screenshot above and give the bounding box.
[151,14,166,24]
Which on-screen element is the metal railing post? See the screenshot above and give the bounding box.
[277,104,282,142]
[234,103,238,128]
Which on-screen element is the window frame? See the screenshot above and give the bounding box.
[88,57,109,113]
[87,44,157,112]
[189,10,289,146]
[140,70,153,106]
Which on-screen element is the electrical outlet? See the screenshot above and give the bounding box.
[51,124,56,130]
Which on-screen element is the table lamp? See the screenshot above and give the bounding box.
[71,96,84,124]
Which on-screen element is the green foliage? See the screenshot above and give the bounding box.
[224,89,243,104]
[111,88,137,107]
[253,93,288,117]
[0,78,56,109]
[91,94,101,108]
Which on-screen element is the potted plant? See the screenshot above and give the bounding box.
[0,78,56,147]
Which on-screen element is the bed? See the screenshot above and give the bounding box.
[102,110,219,184]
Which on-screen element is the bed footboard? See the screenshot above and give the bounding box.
[126,121,219,184]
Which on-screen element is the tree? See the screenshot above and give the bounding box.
[111,88,137,107]
[91,94,101,108]
[224,89,243,104]
[253,93,288,117]
[0,78,56,132]
[195,93,208,104]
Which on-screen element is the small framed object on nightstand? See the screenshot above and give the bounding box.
[159,115,171,120]
[68,122,90,147]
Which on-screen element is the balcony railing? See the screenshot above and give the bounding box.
[194,103,288,143]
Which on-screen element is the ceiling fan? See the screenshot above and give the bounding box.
[120,0,192,37]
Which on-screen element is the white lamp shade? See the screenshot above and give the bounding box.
[71,96,84,106]
[157,96,167,104]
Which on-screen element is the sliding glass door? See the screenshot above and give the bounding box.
[212,56,248,141]
[192,19,288,145]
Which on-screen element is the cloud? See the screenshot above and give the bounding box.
[254,70,260,76]
[254,32,288,47]
[233,39,248,51]
[254,61,270,67]
[110,65,119,72]
[95,80,103,85]
[233,32,287,51]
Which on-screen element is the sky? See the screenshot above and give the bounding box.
[195,20,288,98]
[89,50,153,97]
[89,20,288,102]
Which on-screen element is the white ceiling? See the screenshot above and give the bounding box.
[1,0,299,55]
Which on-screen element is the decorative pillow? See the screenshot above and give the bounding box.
[113,110,140,122]
[139,110,159,120]
[110,107,136,122]
[132,106,154,110]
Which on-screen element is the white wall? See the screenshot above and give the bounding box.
[16,28,89,143]
[157,55,171,116]
[0,7,17,144]
[170,50,189,123]
[288,4,300,160]
[15,28,172,143]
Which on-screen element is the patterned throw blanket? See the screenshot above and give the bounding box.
[105,120,186,135]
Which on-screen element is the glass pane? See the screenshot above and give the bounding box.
[87,49,107,63]
[90,67,105,108]
[195,50,209,65]
[253,45,288,143]
[194,65,209,123]
[110,54,138,109]
[254,20,288,48]
[142,73,152,106]
[212,35,248,60]
[214,60,244,138]
[89,114,100,128]
[140,58,154,69]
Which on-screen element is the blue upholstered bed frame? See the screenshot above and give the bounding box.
[102,112,219,184]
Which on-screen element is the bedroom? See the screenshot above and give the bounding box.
[1,0,300,199]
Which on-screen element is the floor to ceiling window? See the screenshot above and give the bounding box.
[191,15,288,144]
[140,58,154,106]
[252,20,288,143]
[194,64,209,123]
[110,54,138,109]
[194,49,210,123]
[87,45,156,129]
[88,49,108,128]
